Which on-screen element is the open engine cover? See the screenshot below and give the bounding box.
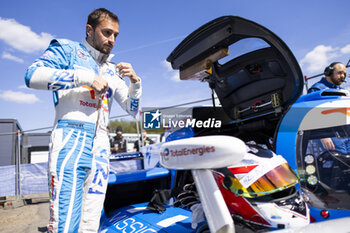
[167,16,304,139]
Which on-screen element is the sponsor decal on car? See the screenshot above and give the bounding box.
[113,217,158,232]
[160,148,170,161]
[322,107,350,116]
[161,146,215,157]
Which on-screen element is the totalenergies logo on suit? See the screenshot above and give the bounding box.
[81,86,112,112]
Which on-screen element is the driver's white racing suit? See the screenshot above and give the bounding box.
[25,38,141,233]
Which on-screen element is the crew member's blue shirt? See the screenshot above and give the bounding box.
[308,77,342,93]
[308,77,349,154]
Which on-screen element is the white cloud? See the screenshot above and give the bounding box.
[300,44,350,73]
[341,44,350,54]
[300,45,338,73]
[1,52,24,63]
[18,85,28,89]
[0,17,54,54]
[162,60,180,82]
[0,90,39,104]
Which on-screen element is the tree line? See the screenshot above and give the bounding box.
[109,119,164,134]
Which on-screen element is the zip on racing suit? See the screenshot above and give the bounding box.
[24,38,141,233]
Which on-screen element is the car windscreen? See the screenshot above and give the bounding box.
[296,125,350,210]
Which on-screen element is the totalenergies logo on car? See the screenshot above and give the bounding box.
[160,148,170,161]
[169,146,215,157]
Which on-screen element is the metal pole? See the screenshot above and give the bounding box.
[15,131,22,201]
[304,76,309,90]
[135,110,141,151]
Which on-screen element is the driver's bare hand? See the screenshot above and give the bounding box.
[320,138,335,150]
[91,75,108,93]
[116,62,140,83]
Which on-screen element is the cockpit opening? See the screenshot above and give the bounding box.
[296,125,350,210]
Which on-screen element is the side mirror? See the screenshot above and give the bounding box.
[160,136,246,233]
[160,135,246,169]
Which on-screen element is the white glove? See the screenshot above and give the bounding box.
[190,203,205,229]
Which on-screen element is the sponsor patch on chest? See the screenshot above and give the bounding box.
[80,100,97,108]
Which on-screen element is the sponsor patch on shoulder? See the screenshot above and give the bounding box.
[77,48,88,60]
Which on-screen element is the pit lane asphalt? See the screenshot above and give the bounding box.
[0,198,49,233]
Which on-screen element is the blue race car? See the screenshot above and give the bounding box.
[100,15,350,233]
[276,90,350,222]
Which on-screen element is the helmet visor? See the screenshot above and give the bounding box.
[227,163,299,198]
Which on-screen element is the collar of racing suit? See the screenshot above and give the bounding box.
[81,39,114,65]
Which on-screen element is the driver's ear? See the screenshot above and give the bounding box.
[86,24,94,38]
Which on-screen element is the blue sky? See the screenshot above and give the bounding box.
[0,0,350,131]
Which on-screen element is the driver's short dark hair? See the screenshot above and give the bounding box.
[87,8,119,29]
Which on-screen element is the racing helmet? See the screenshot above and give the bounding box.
[212,144,310,230]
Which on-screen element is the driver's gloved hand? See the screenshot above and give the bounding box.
[175,183,200,209]
[190,203,204,229]
[174,183,205,229]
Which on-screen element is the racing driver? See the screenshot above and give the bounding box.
[24,8,141,233]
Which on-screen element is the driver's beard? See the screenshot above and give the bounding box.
[331,76,343,86]
[92,38,110,55]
